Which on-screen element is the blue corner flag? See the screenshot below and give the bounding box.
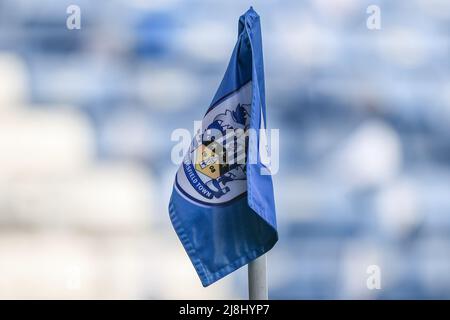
[169,7,278,287]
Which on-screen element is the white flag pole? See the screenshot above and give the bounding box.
[248,254,268,300]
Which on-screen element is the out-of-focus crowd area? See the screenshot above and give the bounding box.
[0,0,449,299]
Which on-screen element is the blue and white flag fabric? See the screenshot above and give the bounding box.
[169,7,278,287]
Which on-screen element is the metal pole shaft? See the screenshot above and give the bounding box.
[248,254,268,300]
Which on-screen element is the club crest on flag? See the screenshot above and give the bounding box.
[175,82,252,205]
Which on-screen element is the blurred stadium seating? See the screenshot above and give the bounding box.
[0,0,449,299]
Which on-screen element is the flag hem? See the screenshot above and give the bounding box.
[169,198,276,287]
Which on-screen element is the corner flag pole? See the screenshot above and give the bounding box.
[248,254,268,300]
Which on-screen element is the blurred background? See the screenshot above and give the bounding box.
[0,0,449,299]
